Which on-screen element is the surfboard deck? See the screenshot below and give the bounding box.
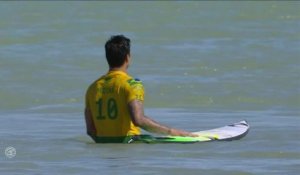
[129,120,249,143]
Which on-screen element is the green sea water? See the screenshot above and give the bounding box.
[0,1,299,175]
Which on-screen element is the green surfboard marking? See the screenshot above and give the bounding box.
[132,135,212,143]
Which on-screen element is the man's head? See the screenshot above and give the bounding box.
[105,35,131,68]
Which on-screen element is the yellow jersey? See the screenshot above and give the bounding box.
[85,70,144,143]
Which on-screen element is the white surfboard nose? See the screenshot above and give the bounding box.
[239,120,249,127]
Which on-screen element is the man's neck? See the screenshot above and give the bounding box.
[109,66,128,74]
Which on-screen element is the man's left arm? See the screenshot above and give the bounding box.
[84,107,96,138]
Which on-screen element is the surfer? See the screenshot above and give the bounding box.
[85,35,197,143]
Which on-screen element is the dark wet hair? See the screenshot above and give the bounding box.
[105,35,130,68]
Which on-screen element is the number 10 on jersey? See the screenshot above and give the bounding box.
[96,98,118,120]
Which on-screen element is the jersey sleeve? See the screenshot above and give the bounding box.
[126,78,145,103]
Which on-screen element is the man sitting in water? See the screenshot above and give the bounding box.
[85,35,196,143]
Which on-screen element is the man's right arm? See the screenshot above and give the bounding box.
[128,100,197,137]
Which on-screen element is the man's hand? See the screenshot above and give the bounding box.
[168,128,198,137]
[128,100,198,137]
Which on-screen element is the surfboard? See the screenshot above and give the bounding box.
[129,120,249,143]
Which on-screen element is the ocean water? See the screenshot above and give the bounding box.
[0,1,299,175]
